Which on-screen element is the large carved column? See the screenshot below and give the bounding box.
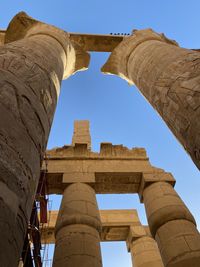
[102,29,200,170]
[53,183,102,267]
[0,12,89,267]
[127,225,164,267]
[140,173,200,267]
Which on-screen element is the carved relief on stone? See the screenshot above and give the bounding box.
[0,12,90,266]
[102,29,200,170]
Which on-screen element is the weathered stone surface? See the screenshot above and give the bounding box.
[46,120,200,266]
[44,136,165,194]
[54,225,102,267]
[0,29,125,52]
[0,12,89,267]
[53,183,102,267]
[41,209,142,244]
[69,32,124,52]
[0,30,4,45]
[102,28,200,170]
[143,181,200,266]
[129,236,164,267]
[72,120,91,149]
[155,220,200,267]
[143,182,196,236]
[139,172,175,201]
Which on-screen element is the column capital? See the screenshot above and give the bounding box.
[139,172,175,202]
[126,225,147,252]
[102,27,200,170]
[101,28,178,83]
[5,12,90,79]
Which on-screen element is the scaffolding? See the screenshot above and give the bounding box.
[20,155,53,267]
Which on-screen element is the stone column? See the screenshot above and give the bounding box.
[141,177,200,267]
[0,12,89,267]
[130,237,164,267]
[127,225,164,267]
[53,183,102,267]
[102,29,200,170]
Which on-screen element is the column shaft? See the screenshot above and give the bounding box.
[130,236,164,267]
[0,12,89,267]
[102,29,200,170]
[143,182,200,267]
[53,183,102,267]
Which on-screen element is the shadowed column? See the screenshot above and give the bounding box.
[53,183,102,267]
[142,180,200,267]
[102,29,200,170]
[0,12,89,267]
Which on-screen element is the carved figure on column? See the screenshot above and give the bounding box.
[0,12,89,267]
[102,29,200,170]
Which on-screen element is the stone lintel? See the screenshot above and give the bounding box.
[70,32,124,52]
[139,172,176,202]
[46,171,143,194]
[62,172,95,183]
[44,144,156,194]
[0,29,124,51]
[1,28,200,52]
[40,209,149,244]
[100,209,140,227]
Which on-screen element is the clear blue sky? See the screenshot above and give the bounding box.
[1,1,200,266]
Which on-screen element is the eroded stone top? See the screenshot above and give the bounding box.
[47,120,147,159]
[72,120,91,150]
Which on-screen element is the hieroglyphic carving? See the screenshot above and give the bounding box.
[102,29,200,170]
[0,12,89,267]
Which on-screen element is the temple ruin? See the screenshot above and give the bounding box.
[0,11,199,267]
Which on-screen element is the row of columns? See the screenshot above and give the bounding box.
[52,177,200,267]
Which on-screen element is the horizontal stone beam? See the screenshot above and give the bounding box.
[1,29,200,52]
[45,171,143,194]
[40,209,150,244]
[0,30,124,51]
[43,144,168,194]
[69,33,124,52]
[43,144,175,195]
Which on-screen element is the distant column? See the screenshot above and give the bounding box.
[102,29,200,170]
[142,180,200,267]
[127,225,164,267]
[0,12,89,267]
[129,236,164,267]
[53,183,102,267]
